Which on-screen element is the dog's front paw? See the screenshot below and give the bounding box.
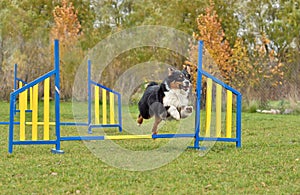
[173,112,180,120]
[180,106,193,118]
[168,106,180,120]
[185,106,193,113]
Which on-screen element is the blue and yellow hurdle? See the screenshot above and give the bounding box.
[17,78,53,141]
[6,40,241,154]
[204,78,233,138]
[192,41,242,148]
[12,63,54,142]
[87,60,122,134]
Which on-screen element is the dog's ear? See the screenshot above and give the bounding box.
[183,61,192,75]
[168,67,176,76]
[183,65,191,75]
[187,66,191,75]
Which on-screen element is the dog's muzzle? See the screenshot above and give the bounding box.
[180,80,191,91]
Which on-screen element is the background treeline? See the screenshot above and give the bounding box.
[0,0,299,110]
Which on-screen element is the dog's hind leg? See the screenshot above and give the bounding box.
[152,116,162,135]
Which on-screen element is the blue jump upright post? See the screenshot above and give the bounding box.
[236,90,242,147]
[193,40,204,149]
[51,40,64,154]
[8,94,15,153]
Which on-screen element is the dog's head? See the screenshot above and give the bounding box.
[164,67,191,94]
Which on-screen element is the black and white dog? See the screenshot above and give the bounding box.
[137,67,193,134]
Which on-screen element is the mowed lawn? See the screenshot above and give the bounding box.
[0,101,299,194]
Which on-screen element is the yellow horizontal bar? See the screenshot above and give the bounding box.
[105,135,153,140]
[25,122,56,126]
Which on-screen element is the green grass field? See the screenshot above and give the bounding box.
[0,101,299,194]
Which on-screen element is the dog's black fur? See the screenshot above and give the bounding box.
[137,67,193,134]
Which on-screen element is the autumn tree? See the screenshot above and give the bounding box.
[230,38,251,90]
[51,0,82,47]
[193,1,233,84]
[209,0,240,47]
[51,0,83,99]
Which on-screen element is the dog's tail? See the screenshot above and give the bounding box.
[146,81,159,88]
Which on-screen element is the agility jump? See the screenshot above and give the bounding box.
[5,40,242,153]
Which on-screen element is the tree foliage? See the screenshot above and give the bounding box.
[0,0,299,102]
[51,0,84,99]
[193,1,233,84]
[51,0,82,46]
[233,0,300,102]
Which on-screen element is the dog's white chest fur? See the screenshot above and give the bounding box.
[163,90,192,120]
[163,90,189,107]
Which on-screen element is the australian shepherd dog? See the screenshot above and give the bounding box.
[137,67,193,134]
